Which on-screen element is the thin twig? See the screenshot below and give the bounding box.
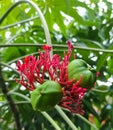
[0,16,39,30]
[1,62,19,74]
[0,63,22,130]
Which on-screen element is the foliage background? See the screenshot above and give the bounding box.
[0,0,113,130]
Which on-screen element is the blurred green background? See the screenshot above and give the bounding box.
[0,0,113,130]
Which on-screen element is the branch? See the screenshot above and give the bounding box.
[0,63,22,130]
[0,43,113,53]
[55,105,78,130]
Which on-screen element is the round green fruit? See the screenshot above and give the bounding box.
[31,80,63,111]
[68,59,96,89]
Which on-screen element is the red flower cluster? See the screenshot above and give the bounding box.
[16,41,86,114]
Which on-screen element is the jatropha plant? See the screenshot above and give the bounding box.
[16,41,96,115]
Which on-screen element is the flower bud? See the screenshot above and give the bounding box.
[68,59,96,89]
[31,80,63,111]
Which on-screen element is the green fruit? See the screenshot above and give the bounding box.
[31,80,63,111]
[68,59,96,89]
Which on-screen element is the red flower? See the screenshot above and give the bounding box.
[42,44,52,51]
[59,77,86,114]
[16,41,86,114]
[16,56,38,90]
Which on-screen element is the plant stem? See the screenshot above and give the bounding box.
[1,62,19,74]
[8,91,31,101]
[92,88,108,93]
[0,43,113,53]
[55,105,78,130]
[0,101,30,109]
[7,52,39,65]
[76,114,99,130]
[41,112,62,130]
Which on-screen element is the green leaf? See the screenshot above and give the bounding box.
[2,47,21,62]
[97,44,113,71]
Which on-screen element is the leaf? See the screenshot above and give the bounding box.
[77,38,104,48]
[97,44,113,71]
[53,12,67,36]
[96,53,109,71]
[107,56,113,73]
[2,47,21,62]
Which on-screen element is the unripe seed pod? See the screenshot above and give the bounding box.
[31,80,63,111]
[68,59,96,89]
